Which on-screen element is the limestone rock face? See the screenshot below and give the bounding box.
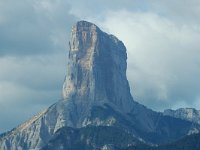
[0,21,199,150]
[63,21,133,112]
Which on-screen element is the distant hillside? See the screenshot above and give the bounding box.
[125,133,200,150]
[164,108,200,125]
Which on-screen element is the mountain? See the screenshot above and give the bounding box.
[164,108,200,125]
[0,21,199,150]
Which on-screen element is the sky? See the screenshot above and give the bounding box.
[0,0,200,132]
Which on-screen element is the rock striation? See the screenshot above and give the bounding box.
[0,21,199,150]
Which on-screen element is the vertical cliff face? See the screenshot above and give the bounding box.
[63,21,97,100]
[63,21,133,111]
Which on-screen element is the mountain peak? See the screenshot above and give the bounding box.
[75,20,99,29]
[63,21,134,111]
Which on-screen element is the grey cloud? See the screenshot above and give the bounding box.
[0,54,66,91]
[0,0,76,56]
[149,0,200,25]
[68,0,200,27]
[68,0,150,19]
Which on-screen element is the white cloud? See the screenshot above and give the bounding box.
[96,10,200,110]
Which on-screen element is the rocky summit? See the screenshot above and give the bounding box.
[62,21,134,112]
[0,21,199,150]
